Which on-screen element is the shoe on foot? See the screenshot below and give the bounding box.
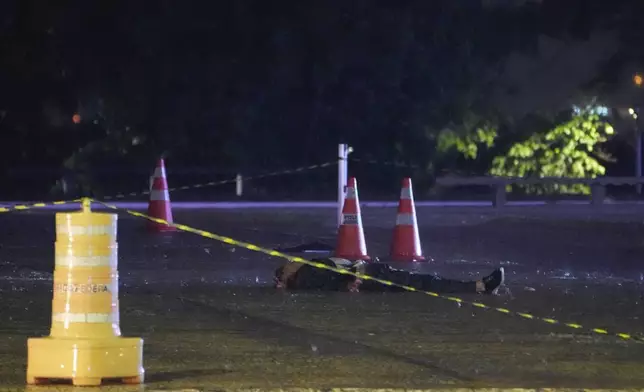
[482,267,505,294]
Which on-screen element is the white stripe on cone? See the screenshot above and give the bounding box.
[395,213,415,226]
[150,189,170,201]
[153,166,166,178]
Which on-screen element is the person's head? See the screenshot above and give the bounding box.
[273,266,285,288]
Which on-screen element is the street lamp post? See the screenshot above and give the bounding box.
[633,74,643,195]
[637,118,642,195]
[630,108,642,195]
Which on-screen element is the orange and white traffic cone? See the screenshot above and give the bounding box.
[147,158,176,233]
[334,177,370,261]
[390,178,425,262]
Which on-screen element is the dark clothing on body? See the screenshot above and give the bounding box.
[275,258,477,293]
[359,262,477,293]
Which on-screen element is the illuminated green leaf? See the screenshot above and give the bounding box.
[489,110,614,195]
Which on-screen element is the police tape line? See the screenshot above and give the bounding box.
[102,161,337,201]
[0,160,333,213]
[350,157,421,169]
[92,198,644,343]
[0,199,82,214]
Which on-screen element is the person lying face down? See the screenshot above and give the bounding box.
[273,257,505,294]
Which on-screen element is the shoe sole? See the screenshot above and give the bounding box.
[484,267,506,295]
[491,267,506,295]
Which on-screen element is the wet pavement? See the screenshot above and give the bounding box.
[1,206,644,390]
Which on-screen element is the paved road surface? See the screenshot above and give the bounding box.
[0,207,643,390]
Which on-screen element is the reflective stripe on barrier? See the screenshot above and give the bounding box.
[56,224,116,236]
[91,199,644,344]
[52,312,114,324]
[55,255,117,267]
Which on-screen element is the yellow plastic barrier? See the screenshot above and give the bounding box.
[26,198,144,386]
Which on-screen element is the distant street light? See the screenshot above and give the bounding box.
[634,73,643,87]
[629,107,638,119]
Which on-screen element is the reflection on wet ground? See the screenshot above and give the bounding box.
[0,207,643,390]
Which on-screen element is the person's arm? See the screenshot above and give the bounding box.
[276,259,357,291]
[355,263,408,292]
[274,262,304,289]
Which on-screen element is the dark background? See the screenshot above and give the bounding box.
[1,0,643,200]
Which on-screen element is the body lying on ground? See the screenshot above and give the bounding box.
[274,257,505,294]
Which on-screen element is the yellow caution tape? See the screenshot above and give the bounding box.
[92,198,644,344]
[103,161,337,200]
[0,199,82,214]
